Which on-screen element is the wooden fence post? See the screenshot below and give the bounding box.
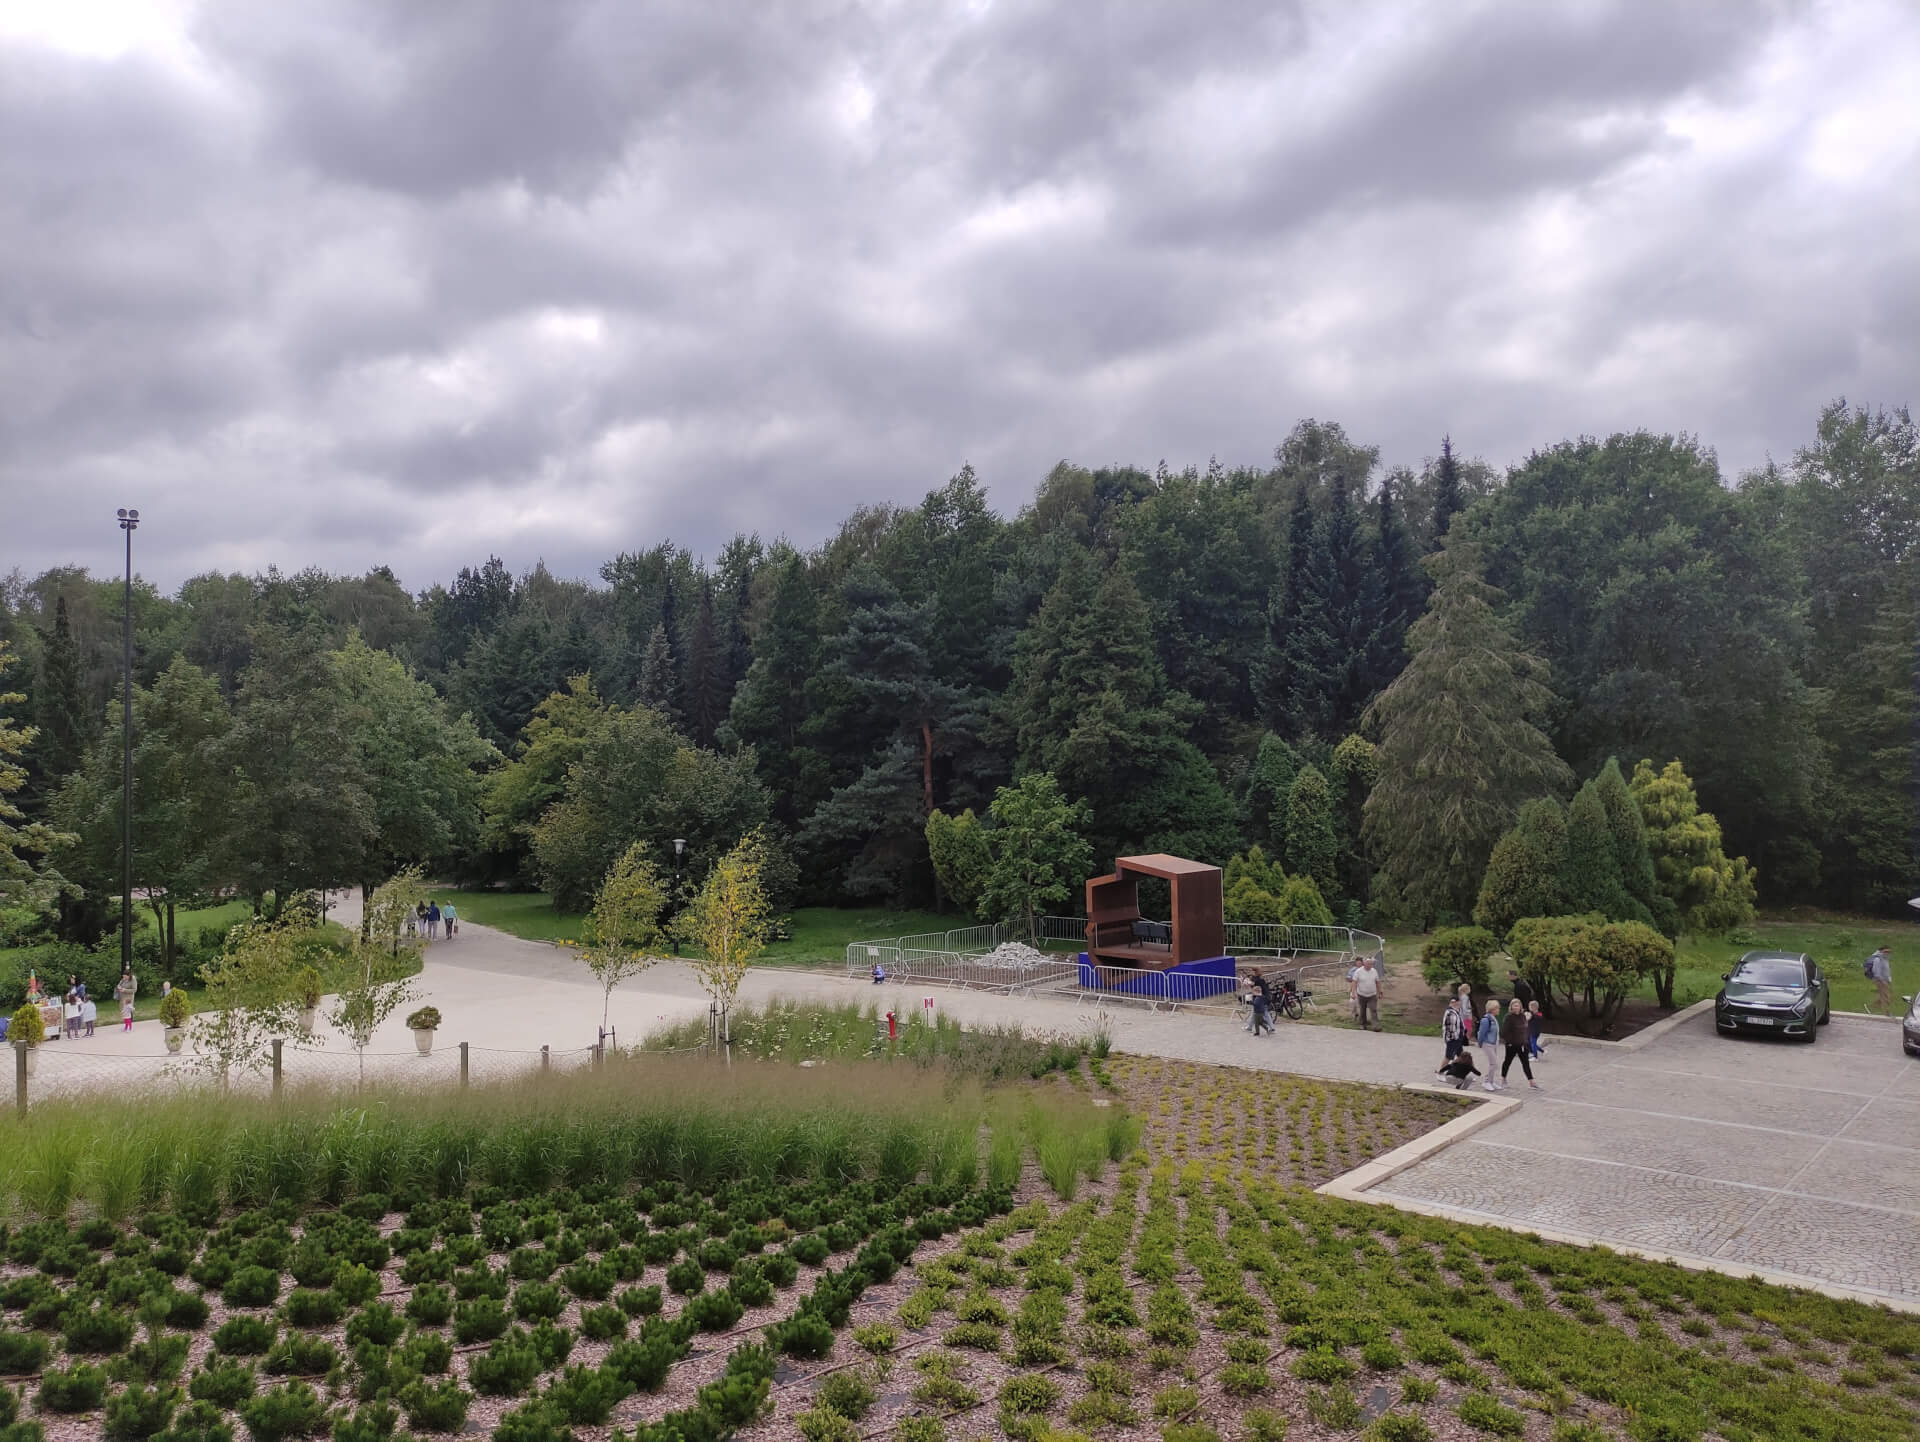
[459,1041,470,1088]
[541,1044,550,1072]
[13,1044,25,1113]
[271,1039,283,1099]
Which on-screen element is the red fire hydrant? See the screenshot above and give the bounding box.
[886,1009,897,1040]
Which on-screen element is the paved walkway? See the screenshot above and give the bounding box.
[1370,1008,1920,1305]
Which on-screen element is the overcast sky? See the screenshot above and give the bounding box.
[4,0,1917,593]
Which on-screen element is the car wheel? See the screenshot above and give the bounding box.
[1818,1003,1831,1026]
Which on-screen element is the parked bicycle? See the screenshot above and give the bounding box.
[1235,973,1311,1027]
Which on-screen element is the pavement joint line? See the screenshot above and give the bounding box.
[1448,1137,1920,1222]
[1540,998,1716,1052]
[1528,1094,1920,1155]
[1340,1189,1920,1316]
[1710,1049,1920,1257]
[1597,1060,1897,1102]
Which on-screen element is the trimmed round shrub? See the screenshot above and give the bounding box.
[104,1381,179,1441]
[511,1283,565,1322]
[399,1376,472,1433]
[579,1304,626,1342]
[344,1303,404,1349]
[281,1289,343,1329]
[1420,926,1498,993]
[404,1284,453,1328]
[453,1297,511,1345]
[222,1266,281,1309]
[469,1335,542,1397]
[543,1364,627,1426]
[616,1285,663,1318]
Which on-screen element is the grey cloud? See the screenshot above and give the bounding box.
[1,0,1916,593]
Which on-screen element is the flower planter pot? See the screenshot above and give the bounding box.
[163,1027,185,1055]
[413,1028,436,1056]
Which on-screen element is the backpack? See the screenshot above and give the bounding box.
[1442,1007,1465,1043]
[1863,955,1875,978]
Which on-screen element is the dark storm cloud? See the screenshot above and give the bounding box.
[1,0,1916,592]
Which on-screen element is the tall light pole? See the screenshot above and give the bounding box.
[117,508,139,979]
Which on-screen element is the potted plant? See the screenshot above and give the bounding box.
[9,1004,44,1077]
[296,966,324,1031]
[158,989,192,1054]
[406,1005,442,1056]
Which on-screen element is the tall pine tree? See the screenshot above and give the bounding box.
[1369,472,1424,697]
[34,596,90,788]
[724,554,823,829]
[681,580,730,747]
[1428,434,1465,548]
[1258,482,1335,739]
[1363,540,1573,926]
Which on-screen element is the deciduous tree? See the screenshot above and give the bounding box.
[676,836,771,1043]
[979,773,1093,945]
[581,842,669,1036]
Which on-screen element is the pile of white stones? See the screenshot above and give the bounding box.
[973,940,1054,969]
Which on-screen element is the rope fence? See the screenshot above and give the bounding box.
[8,1033,617,1112]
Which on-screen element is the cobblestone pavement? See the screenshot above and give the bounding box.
[1372,1009,1920,1303]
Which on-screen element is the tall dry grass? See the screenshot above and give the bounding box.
[0,1055,992,1220]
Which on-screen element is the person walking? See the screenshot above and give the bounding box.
[1506,969,1533,1010]
[1247,968,1275,1036]
[114,969,138,1033]
[80,995,97,1038]
[1501,998,1541,1090]
[427,900,442,941]
[441,900,457,939]
[1475,1000,1502,1090]
[1351,954,1382,1031]
[1865,946,1893,1015]
[1441,994,1468,1062]
[1527,1000,1547,1060]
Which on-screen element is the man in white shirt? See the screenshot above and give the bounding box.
[1350,954,1382,1031]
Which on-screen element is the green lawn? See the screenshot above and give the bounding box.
[440,889,957,967]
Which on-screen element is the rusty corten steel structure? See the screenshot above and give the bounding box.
[1084,853,1226,970]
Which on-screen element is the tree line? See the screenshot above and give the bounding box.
[1,401,1914,957]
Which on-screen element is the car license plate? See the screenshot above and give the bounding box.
[1745,1015,1774,1026]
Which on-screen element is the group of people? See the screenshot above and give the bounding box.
[1435,968,1546,1092]
[407,900,458,942]
[16,969,146,1039]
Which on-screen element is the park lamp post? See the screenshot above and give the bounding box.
[116,508,140,981]
[671,838,687,955]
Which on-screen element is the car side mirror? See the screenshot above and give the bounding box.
[1720,973,1730,981]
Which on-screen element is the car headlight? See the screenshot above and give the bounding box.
[1792,996,1810,1016]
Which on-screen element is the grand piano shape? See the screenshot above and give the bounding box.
[1078,853,1236,1000]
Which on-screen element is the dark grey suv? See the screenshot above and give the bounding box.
[1903,993,1919,1057]
[1714,951,1830,1042]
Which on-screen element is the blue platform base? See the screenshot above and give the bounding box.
[1078,952,1237,1001]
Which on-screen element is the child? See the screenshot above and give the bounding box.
[1435,1050,1482,1090]
[81,995,97,1037]
[1527,1000,1547,1060]
[63,992,81,1040]
[121,994,135,1032]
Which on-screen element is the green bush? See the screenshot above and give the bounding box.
[212,1316,277,1356]
[343,1303,403,1349]
[263,1335,335,1378]
[7,1006,43,1047]
[1420,926,1499,993]
[158,990,192,1029]
[542,1363,626,1425]
[104,1382,180,1441]
[38,1362,109,1413]
[511,1283,565,1322]
[222,1265,280,1309]
[683,1289,744,1332]
[453,1296,511,1345]
[398,1376,471,1433]
[579,1304,626,1341]
[1507,915,1673,1035]
[189,1362,256,1408]
[1370,1416,1433,1442]
[63,1301,137,1353]
[1456,1393,1525,1437]
[404,1284,452,1327]
[469,1335,543,1397]
[815,1368,877,1420]
[281,1289,342,1329]
[616,1285,663,1317]
[237,1381,328,1442]
[0,1330,50,1374]
[152,1398,233,1442]
[399,1332,453,1377]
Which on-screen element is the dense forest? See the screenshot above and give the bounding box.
[2,402,1915,957]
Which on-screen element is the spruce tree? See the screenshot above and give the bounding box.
[636,623,683,728]
[34,596,90,786]
[1242,733,1298,850]
[1592,757,1659,927]
[0,642,71,910]
[1428,434,1465,548]
[1369,473,1424,695]
[724,554,822,828]
[681,580,730,747]
[1259,482,1336,738]
[1322,476,1382,736]
[1362,540,1573,926]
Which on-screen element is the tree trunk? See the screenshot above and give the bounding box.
[165,901,176,979]
[920,719,935,814]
